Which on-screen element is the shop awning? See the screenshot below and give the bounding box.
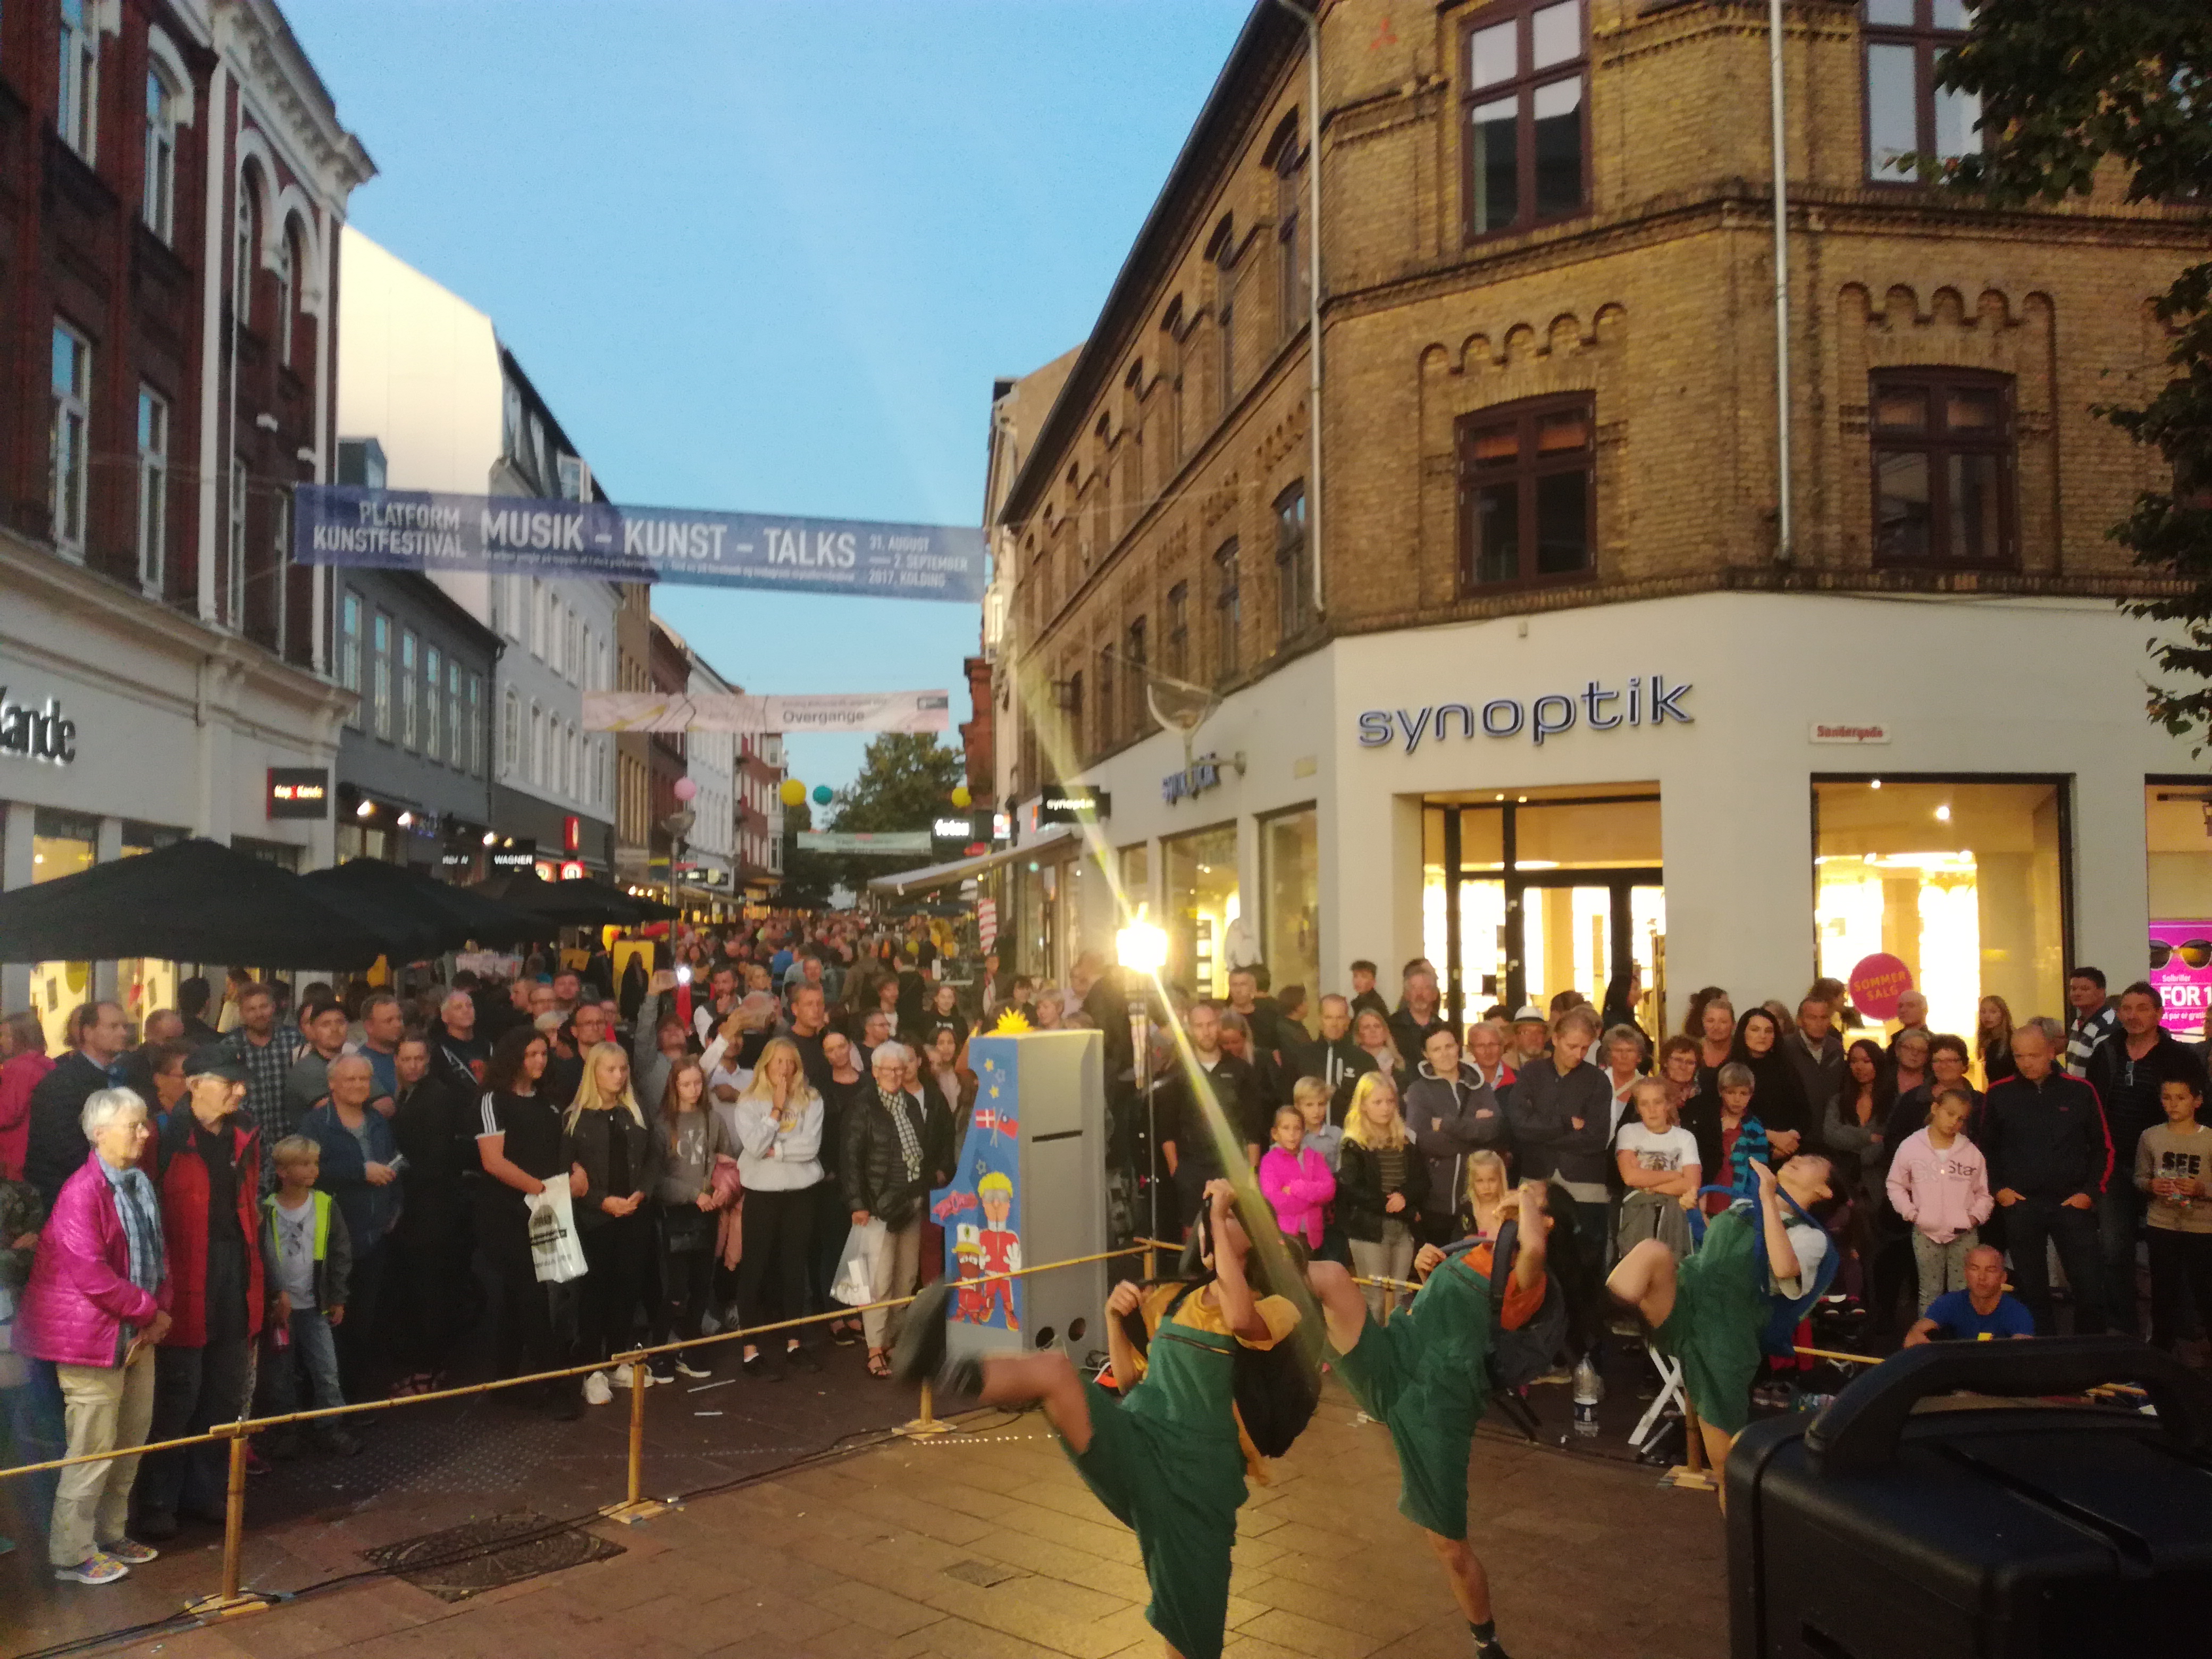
[866,825,1077,896]
[300,858,544,950]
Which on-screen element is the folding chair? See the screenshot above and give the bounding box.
[1629,1347,1685,1452]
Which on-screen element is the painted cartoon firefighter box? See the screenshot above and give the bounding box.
[931,1025,1108,1364]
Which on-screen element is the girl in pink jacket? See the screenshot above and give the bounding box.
[1884,1088,1993,1310]
[1259,1106,1336,1250]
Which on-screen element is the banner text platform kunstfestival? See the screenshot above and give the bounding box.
[294,485,986,604]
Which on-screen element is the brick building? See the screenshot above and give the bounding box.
[992,0,2210,1036]
[0,0,370,1035]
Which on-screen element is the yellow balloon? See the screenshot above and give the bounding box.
[951,785,972,809]
[780,778,807,807]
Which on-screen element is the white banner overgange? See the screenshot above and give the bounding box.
[583,689,950,735]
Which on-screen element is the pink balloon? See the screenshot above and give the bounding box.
[673,776,699,802]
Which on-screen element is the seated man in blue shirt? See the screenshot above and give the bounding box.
[1903,1243,2035,1345]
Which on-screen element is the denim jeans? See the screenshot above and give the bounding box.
[261,1308,343,1415]
[2004,1197,2106,1337]
[2098,1181,2146,1338]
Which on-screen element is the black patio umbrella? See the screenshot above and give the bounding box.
[472,872,644,928]
[568,876,676,923]
[0,839,391,969]
[300,859,546,951]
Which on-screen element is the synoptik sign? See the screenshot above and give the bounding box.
[1357,676,1691,751]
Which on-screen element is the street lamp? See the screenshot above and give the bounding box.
[1116,908,1169,1256]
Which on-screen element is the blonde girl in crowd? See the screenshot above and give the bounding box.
[720,1036,825,1378]
[1976,995,2017,1087]
[1337,1072,1428,1316]
[1455,1149,1514,1245]
[562,1042,663,1405]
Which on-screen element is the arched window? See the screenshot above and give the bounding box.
[233,179,260,323]
[1206,217,1237,408]
[144,69,180,241]
[274,224,297,366]
[1266,114,1306,336]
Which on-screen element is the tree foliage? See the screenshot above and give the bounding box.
[1933,3,2212,739]
[778,734,964,907]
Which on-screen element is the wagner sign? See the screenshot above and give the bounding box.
[294,485,986,604]
[1356,675,1691,752]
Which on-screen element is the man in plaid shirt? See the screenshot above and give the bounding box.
[219,982,304,1147]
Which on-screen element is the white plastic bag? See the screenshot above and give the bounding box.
[831,1218,886,1307]
[527,1184,589,1285]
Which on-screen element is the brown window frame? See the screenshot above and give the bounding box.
[1455,392,1596,593]
[1125,616,1148,732]
[1274,481,1309,642]
[1459,0,1590,245]
[1166,582,1189,679]
[1861,0,1978,185]
[1868,366,2018,569]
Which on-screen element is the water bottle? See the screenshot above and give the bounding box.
[1571,1355,1603,1438]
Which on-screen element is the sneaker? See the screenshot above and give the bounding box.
[674,1356,714,1380]
[784,1343,821,1375]
[244,1444,272,1477]
[582,1370,614,1406]
[54,1553,129,1586]
[313,1427,363,1457]
[741,1349,780,1381]
[610,1362,655,1389]
[98,1539,158,1565]
[648,1360,678,1386]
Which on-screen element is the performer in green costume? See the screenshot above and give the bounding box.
[1308,1178,1553,1659]
[895,1179,1301,1659]
[1607,1155,1833,1501]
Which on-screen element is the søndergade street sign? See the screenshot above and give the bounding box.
[293,485,987,604]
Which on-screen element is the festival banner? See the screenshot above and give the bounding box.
[796,831,932,855]
[293,484,986,603]
[582,689,949,735]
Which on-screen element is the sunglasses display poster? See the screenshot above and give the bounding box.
[2150,920,2212,1037]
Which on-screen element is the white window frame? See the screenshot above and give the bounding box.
[228,459,247,626]
[502,685,519,775]
[233,187,256,323]
[372,612,392,740]
[136,385,169,592]
[400,629,419,750]
[424,644,443,761]
[58,0,98,162]
[530,702,544,788]
[143,68,178,241]
[468,673,485,778]
[339,591,363,725]
[50,323,90,560]
[446,658,462,770]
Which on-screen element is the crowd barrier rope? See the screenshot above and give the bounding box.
[0,1243,1155,1619]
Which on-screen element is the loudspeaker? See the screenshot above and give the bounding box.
[934,1029,1109,1366]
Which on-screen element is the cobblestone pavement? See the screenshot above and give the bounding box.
[7,1374,1725,1659]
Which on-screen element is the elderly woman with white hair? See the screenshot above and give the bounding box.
[840,1041,953,1378]
[13,1088,169,1585]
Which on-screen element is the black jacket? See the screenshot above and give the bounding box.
[1402,1061,1507,1216]
[1336,1138,1431,1243]
[561,1107,666,1233]
[840,1087,954,1229]
[1158,1054,1268,1180]
[1982,1071,2114,1202]
[1505,1057,1614,1189]
[1780,1030,1844,1139]
[24,1052,114,1210]
[1297,1034,1378,1124]
[2085,1028,2207,1167]
[1389,1007,1451,1066]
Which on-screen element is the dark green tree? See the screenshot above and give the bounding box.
[1934,3,2211,739]
[780,734,965,905]
[776,797,838,909]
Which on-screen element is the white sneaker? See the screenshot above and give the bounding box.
[610,1363,653,1389]
[582,1370,613,1406]
[674,1357,713,1379]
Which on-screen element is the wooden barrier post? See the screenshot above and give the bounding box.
[599,1355,669,1524]
[183,1426,271,1617]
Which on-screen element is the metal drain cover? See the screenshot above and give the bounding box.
[362,1509,624,1602]
[944,1558,1026,1588]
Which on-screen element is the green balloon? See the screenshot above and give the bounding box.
[812,784,833,806]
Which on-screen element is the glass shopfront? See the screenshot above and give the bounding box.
[1813,777,2065,1041]
[29,808,98,1051]
[1423,788,1664,1028]
[1260,806,1319,1001]
[1164,820,1239,999]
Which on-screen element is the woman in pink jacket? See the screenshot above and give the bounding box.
[14,1088,170,1586]
[1259,1105,1336,1250]
[0,1012,54,1180]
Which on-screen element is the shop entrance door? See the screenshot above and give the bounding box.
[1427,792,1665,1031]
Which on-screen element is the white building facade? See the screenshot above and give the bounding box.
[335,229,618,875]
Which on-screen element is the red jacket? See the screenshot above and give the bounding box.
[0,1051,54,1179]
[139,1111,265,1347]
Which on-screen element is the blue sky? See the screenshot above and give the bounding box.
[287,0,1250,796]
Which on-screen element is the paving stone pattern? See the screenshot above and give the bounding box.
[7,1378,1725,1659]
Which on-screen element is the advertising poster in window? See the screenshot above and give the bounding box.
[2149,921,2212,1038]
[932,1040,1023,1336]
